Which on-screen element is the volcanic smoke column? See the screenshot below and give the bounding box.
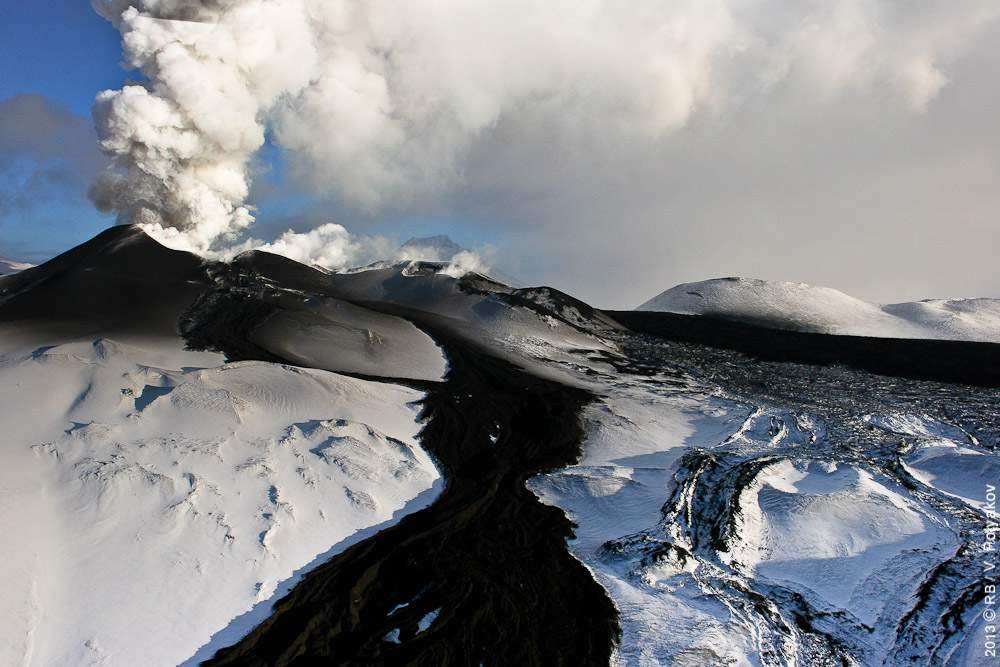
[88,0,319,254]
[86,0,742,256]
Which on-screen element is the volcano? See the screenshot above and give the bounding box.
[1,226,997,666]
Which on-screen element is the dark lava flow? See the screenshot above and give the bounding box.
[186,293,620,665]
[611,310,1000,388]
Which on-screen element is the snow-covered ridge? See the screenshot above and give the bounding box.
[226,246,620,386]
[637,277,1000,343]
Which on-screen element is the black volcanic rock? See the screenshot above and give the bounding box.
[203,329,619,667]
[0,224,211,339]
[610,309,1000,388]
[229,248,336,293]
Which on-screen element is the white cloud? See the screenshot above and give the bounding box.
[143,220,395,270]
[91,1,1000,301]
[250,223,394,269]
[437,250,490,279]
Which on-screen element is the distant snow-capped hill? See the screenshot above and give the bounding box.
[397,235,466,261]
[637,277,1000,343]
[394,234,521,287]
[0,257,33,275]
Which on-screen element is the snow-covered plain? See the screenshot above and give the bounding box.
[638,277,1000,342]
[0,332,440,666]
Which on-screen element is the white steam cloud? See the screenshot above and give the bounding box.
[216,223,491,278]
[90,0,318,253]
[231,223,394,269]
[90,0,999,259]
[437,251,490,280]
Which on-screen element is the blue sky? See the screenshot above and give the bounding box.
[0,2,124,115]
[0,1,123,260]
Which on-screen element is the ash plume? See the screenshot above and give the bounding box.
[89,0,319,254]
[90,0,999,266]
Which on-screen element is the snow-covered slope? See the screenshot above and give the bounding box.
[866,412,1000,512]
[0,335,440,666]
[251,299,448,382]
[0,257,32,275]
[230,250,621,384]
[724,459,956,624]
[5,225,994,666]
[529,379,766,664]
[637,277,1000,342]
[0,226,444,666]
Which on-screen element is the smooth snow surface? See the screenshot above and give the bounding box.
[0,335,440,667]
[638,277,1000,342]
[252,297,448,382]
[315,261,621,385]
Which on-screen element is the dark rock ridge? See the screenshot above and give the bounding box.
[0,225,210,339]
[610,309,1000,388]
